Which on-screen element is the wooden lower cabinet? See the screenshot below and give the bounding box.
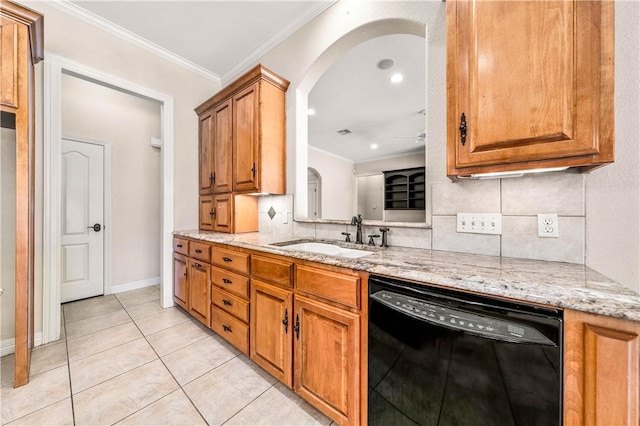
[564,309,639,426]
[250,279,361,426]
[172,253,188,310]
[188,259,211,327]
[294,295,360,426]
[250,280,293,386]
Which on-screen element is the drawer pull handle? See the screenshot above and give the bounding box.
[195,249,202,254]
[282,309,289,334]
[177,244,183,248]
[222,278,232,284]
[222,299,232,306]
[194,262,202,269]
[459,112,467,146]
[222,257,233,263]
[223,325,232,333]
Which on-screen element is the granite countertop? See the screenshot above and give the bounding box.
[174,230,640,322]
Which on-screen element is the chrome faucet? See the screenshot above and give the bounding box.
[351,214,363,244]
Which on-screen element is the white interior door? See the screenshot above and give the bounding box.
[308,179,319,219]
[60,139,104,303]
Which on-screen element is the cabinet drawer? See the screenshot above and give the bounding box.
[212,247,249,274]
[211,306,249,355]
[173,237,189,256]
[189,241,211,263]
[211,266,250,298]
[212,287,249,323]
[296,265,360,309]
[251,254,293,288]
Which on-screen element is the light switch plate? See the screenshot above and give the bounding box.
[456,213,502,235]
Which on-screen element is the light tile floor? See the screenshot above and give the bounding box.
[1,286,334,425]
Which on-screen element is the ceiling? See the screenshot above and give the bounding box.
[62,1,425,164]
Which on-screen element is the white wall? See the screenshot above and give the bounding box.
[1,128,16,344]
[308,146,354,220]
[585,1,640,292]
[61,75,162,287]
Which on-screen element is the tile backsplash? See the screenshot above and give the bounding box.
[259,171,586,264]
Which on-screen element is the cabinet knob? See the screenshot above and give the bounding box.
[222,278,232,284]
[195,249,202,254]
[459,112,467,146]
[222,299,232,306]
[222,325,232,333]
[222,257,233,263]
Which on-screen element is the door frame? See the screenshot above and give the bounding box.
[60,137,111,304]
[43,53,175,344]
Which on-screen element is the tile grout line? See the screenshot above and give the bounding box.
[61,307,77,426]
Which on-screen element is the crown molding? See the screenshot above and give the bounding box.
[221,1,337,85]
[45,0,222,84]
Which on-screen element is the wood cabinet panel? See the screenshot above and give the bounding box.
[198,109,214,194]
[211,306,249,354]
[211,286,249,323]
[447,0,614,176]
[172,237,189,256]
[198,195,214,231]
[189,241,211,263]
[250,280,293,386]
[233,82,259,192]
[188,260,210,327]
[172,253,188,310]
[564,309,639,426]
[211,266,249,299]
[212,246,250,274]
[0,20,18,108]
[296,265,360,309]
[212,99,233,193]
[294,295,360,426]
[251,254,293,288]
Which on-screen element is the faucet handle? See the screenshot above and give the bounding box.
[379,227,389,233]
[341,232,351,242]
[368,234,380,246]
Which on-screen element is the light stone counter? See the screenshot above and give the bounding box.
[174,230,640,322]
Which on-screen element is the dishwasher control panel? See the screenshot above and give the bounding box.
[371,290,555,346]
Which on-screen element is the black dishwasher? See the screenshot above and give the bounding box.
[368,275,562,426]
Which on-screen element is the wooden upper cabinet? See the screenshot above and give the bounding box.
[213,99,233,193]
[233,83,260,192]
[0,19,20,108]
[447,0,614,176]
[198,109,214,194]
[195,64,290,195]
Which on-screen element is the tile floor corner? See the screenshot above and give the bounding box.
[1,287,335,425]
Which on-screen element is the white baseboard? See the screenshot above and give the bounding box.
[109,276,160,294]
[1,332,44,357]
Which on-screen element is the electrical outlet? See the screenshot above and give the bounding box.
[456,213,502,235]
[537,214,559,238]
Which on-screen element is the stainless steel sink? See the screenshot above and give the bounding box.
[273,241,373,259]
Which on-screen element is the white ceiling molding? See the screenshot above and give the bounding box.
[46,0,222,84]
[220,1,337,85]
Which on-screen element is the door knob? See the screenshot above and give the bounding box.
[87,223,102,232]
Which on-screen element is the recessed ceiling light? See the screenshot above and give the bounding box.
[390,73,403,83]
[307,108,316,116]
[371,144,378,150]
[377,58,395,70]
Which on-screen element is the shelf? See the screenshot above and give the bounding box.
[383,167,425,211]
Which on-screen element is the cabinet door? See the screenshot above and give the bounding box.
[198,109,214,194]
[564,310,639,426]
[172,253,188,310]
[188,259,210,327]
[233,82,260,192]
[294,295,360,425]
[212,193,233,233]
[212,99,233,193]
[447,0,614,175]
[198,195,214,231]
[250,280,293,386]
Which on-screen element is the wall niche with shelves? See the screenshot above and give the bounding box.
[383,167,425,210]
